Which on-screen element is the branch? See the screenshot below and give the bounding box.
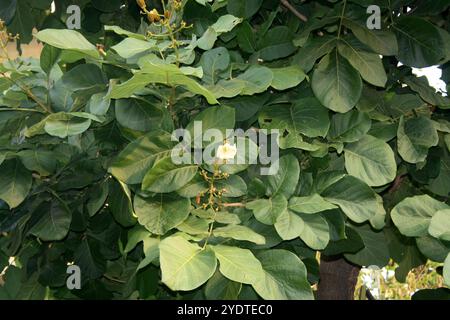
[222,202,246,208]
[388,175,405,194]
[280,0,308,22]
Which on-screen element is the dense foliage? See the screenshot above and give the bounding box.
[0,0,449,300]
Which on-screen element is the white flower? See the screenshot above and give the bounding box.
[216,142,237,161]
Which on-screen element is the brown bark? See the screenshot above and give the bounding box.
[317,255,361,300]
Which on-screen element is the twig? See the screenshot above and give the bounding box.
[222,202,246,208]
[388,175,404,194]
[280,0,308,22]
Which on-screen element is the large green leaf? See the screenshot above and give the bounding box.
[0,159,32,209]
[312,50,362,113]
[288,194,337,214]
[36,29,100,58]
[397,116,439,163]
[320,175,379,223]
[213,225,266,245]
[259,98,330,140]
[115,98,164,132]
[274,209,304,240]
[142,157,198,193]
[428,209,450,241]
[337,40,387,87]
[204,271,242,300]
[297,213,330,250]
[160,236,217,291]
[29,201,72,241]
[344,135,396,186]
[391,195,449,237]
[112,38,156,59]
[109,131,174,184]
[186,105,235,143]
[227,0,263,19]
[109,58,219,104]
[343,18,398,56]
[393,17,446,68]
[133,194,190,234]
[270,66,306,91]
[328,110,371,143]
[246,194,287,225]
[199,47,230,85]
[444,253,450,287]
[264,154,300,198]
[212,245,264,285]
[344,224,390,267]
[253,250,313,300]
[256,26,296,61]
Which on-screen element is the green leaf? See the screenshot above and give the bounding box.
[343,19,398,56]
[214,225,265,245]
[199,47,230,85]
[337,40,387,87]
[205,271,242,300]
[320,175,379,223]
[110,59,219,104]
[111,38,156,59]
[293,36,337,73]
[109,131,174,184]
[133,194,190,235]
[297,213,330,250]
[403,76,450,109]
[29,200,72,241]
[344,135,396,186]
[160,236,217,291]
[227,0,263,19]
[74,238,106,279]
[109,180,137,227]
[236,65,273,95]
[444,253,450,287]
[7,0,34,43]
[428,209,450,241]
[328,110,371,143]
[393,17,446,68]
[259,97,330,148]
[391,195,449,237]
[115,98,164,132]
[36,29,100,58]
[344,224,390,268]
[264,154,300,198]
[186,105,235,142]
[142,157,198,193]
[0,0,16,24]
[40,44,61,75]
[18,150,57,176]
[270,66,307,91]
[289,194,337,214]
[86,181,109,217]
[61,63,107,94]
[44,114,91,138]
[212,245,264,285]
[274,210,304,241]
[397,116,439,163]
[246,194,287,225]
[237,21,257,53]
[256,26,296,61]
[312,50,362,113]
[253,249,313,300]
[0,159,32,208]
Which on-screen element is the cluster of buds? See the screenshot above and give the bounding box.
[197,169,230,211]
[136,0,173,24]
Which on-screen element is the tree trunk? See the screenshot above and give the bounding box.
[317,255,361,300]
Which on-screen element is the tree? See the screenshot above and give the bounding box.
[0,0,449,300]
